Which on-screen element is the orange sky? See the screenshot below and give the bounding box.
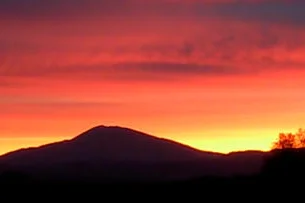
[1,0,305,155]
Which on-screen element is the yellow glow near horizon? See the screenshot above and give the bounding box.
[0,128,288,156]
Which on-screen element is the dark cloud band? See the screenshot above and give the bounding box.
[1,0,304,26]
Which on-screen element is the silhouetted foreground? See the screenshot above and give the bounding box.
[2,148,305,185]
[1,126,304,199]
[0,173,297,201]
[0,159,302,201]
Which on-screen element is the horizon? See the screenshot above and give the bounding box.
[0,124,269,156]
[1,1,305,155]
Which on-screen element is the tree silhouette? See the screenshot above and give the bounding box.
[272,128,305,149]
[260,129,305,181]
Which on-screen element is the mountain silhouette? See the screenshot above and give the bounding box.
[0,125,218,164]
[0,125,267,183]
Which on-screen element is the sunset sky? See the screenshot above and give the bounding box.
[1,0,305,155]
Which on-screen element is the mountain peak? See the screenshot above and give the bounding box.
[72,125,158,143]
[78,125,145,133]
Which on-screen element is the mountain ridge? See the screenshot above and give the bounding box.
[0,125,268,182]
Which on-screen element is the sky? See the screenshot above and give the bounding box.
[1,0,305,155]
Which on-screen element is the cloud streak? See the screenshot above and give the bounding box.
[0,62,244,81]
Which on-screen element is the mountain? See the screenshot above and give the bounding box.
[0,125,268,183]
[0,125,219,164]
